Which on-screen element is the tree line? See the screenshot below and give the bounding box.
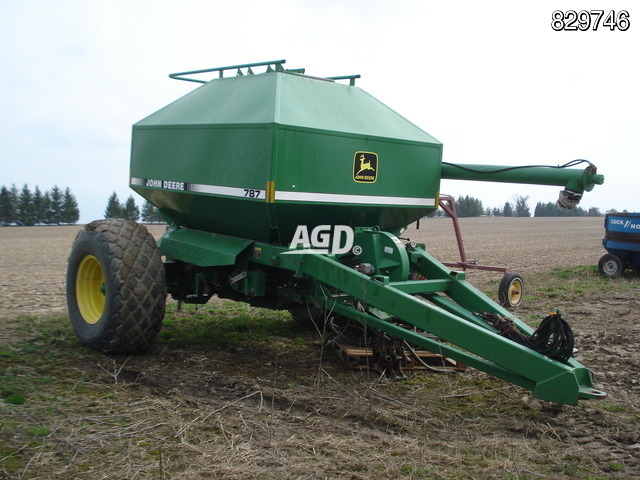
[434,195,603,218]
[104,192,164,223]
[533,202,602,217]
[0,184,79,226]
[0,185,607,226]
[441,194,533,218]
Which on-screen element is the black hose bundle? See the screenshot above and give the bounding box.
[479,311,575,363]
[529,312,575,363]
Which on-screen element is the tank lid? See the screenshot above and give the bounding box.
[135,60,440,144]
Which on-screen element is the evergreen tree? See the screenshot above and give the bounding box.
[513,195,531,217]
[455,195,484,217]
[61,187,80,224]
[492,207,502,217]
[503,202,513,217]
[587,207,602,217]
[140,200,153,222]
[141,200,164,223]
[17,184,36,226]
[11,185,20,223]
[0,186,16,225]
[10,185,19,212]
[123,196,140,221]
[104,192,123,218]
[41,191,52,224]
[32,186,45,224]
[49,186,64,224]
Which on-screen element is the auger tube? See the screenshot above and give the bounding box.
[441,162,604,195]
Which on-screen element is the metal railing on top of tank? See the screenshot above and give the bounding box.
[169,60,296,83]
[169,59,360,85]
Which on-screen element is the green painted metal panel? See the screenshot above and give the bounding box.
[130,124,275,240]
[158,228,252,267]
[274,74,440,142]
[131,126,273,186]
[272,126,441,198]
[135,74,278,126]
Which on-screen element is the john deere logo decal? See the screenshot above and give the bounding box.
[353,152,378,183]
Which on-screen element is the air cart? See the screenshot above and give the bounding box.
[598,212,640,277]
[67,60,607,404]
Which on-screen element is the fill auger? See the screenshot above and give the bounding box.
[67,60,605,404]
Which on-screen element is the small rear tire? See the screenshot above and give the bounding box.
[66,219,166,354]
[498,273,524,308]
[598,253,623,278]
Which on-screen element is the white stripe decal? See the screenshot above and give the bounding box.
[275,190,435,207]
[131,177,433,207]
[130,177,264,200]
[189,183,263,199]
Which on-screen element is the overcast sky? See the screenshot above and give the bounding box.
[1,0,637,223]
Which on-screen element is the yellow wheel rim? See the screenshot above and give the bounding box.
[76,255,106,324]
[508,280,523,305]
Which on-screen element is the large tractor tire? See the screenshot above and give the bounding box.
[66,219,166,354]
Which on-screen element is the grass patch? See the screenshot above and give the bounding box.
[26,426,50,436]
[3,393,27,405]
[158,301,307,349]
[517,265,640,307]
[600,403,626,413]
[472,264,638,310]
[400,464,434,478]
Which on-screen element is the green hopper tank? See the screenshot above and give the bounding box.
[130,61,442,243]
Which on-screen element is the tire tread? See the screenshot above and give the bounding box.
[69,219,166,354]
